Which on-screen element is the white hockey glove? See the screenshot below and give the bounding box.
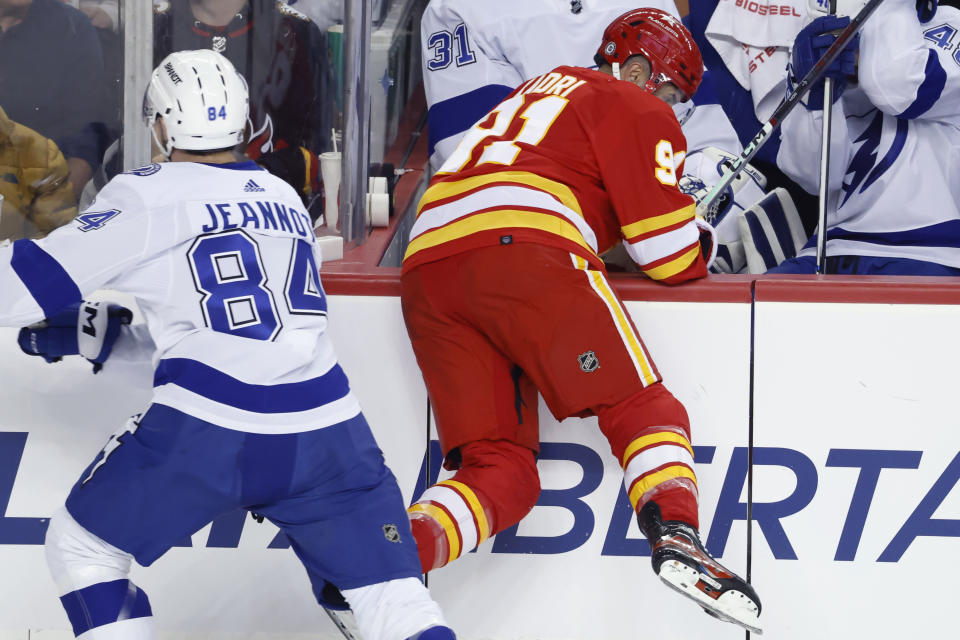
[18,300,133,373]
[680,147,769,274]
[737,188,808,273]
[680,146,768,227]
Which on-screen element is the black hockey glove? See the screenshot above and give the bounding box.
[18,301,133,373]
[257,146,323,212]
[257,146,324,224]
[695,217,718,270]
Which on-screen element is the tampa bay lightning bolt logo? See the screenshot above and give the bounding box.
[126,163,162,177]
[841,111,908,207]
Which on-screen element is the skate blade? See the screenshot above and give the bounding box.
[323,606,364,640]
[659,559,763,635]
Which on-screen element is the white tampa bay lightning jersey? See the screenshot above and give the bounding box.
[0,160,360,434]
[777,3,960,266]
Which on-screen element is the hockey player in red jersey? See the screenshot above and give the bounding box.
[400,8,763,634]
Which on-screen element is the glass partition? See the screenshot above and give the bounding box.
[0,0,123,241]
[0,0,426,249]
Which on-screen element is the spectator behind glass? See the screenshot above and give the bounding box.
[284,0,383,30]
[0,0,110,204]
[61,0,117,30]
[77,0,116,30]
[154,0,332,217]
[0,105,77,240]
[61,0,122,161]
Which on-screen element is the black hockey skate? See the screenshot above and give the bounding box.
[639,503,763,634]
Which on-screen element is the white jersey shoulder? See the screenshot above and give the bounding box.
[1,161,355,434]
[859,4,960,122]
[423,0,677,98]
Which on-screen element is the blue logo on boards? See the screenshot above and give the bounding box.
[2,432,958,563]
[126,163,161,177]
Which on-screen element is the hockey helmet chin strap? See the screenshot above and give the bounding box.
[149,117,175,160]
[612,62,671,99]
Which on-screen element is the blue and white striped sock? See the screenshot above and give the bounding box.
[60,579,152,638]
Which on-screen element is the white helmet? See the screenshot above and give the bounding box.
[143,49,249,157]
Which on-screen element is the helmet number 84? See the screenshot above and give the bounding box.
[207,106,228,121]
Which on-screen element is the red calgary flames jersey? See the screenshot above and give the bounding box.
[403,65,706,284]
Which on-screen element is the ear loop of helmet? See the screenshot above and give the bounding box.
[148,113,174,160]
[612,62,621,80]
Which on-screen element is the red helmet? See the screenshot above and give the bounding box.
[595,8,703,101]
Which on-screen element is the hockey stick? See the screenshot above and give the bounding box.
[323,607,361,640]
[816,0,839,273]
[695,0,886,220]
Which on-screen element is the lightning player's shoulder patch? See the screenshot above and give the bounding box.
[276,1,309,22]
[125,163,162,177]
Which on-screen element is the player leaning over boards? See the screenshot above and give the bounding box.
[401,8,762,634]
[0,50,454,640]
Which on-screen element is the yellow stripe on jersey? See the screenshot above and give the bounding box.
[439,479,492,543]
[571,254,657,386]
[621,432,695,467]
[643,246,699,281]
[404,209,597,261]
[620,203,696,240]
[628,465,698,510]
[420,171,584,217]
[408,502,461,565]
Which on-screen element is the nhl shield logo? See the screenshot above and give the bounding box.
[578,351,599,373]
[383,524,401,543]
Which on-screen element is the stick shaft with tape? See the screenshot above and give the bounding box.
[816,0,839,273]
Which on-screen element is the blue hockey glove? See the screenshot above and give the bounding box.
[791,15,860,110]
[18,301,133,373]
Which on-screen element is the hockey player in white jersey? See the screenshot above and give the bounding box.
[420,0,771,273]
[772,0,960,274]
[0,50,455,640]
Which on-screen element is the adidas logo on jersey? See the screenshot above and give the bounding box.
[243,179,265,193]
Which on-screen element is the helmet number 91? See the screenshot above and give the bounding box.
[208,106,227,121]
